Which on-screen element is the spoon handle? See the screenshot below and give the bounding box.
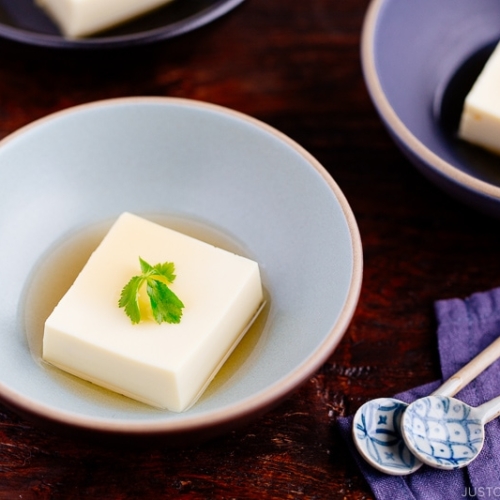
[432,336,500,397]
[479,394,500,423]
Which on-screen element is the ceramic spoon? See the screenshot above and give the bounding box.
[401,394,500,470]
[352,336,500,475]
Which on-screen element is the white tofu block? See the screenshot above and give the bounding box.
[43,212,264,412]
[35,0,175,38]
[458,42,500,155]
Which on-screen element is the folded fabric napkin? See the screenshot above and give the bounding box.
[337,287,500,500]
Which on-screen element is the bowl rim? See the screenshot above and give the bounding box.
[361,0,500,202]
[0,96,363,436]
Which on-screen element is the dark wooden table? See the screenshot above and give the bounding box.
[1,1,500,498]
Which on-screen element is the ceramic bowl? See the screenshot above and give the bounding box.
[362,0,500,217]
[0,97,362,444]
[0,0,244,49]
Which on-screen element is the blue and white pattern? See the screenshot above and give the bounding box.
[402,396,484,469]
[353,398,422,474]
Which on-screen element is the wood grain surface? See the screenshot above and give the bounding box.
[1,1,500,498]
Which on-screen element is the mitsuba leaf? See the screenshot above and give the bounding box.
[153,261,176,283]
[119,257,184,325]
[118,275,144,324]
[139,257,153,274]
[147,279,184,324]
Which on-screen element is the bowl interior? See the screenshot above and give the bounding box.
[0,98,361,433]
[368,0,500,185]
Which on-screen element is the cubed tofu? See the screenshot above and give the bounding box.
[35,0,175,38]
[43,212,264,411]
[458,42,500,155]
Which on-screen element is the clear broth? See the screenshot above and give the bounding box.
[21,213,270,408]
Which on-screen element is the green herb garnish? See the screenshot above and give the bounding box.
[119,257,184,325]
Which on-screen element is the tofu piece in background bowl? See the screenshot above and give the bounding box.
[459,42,500,155]
[35,0,175,38]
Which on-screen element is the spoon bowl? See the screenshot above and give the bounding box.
[352,397,421,475]
[401,395,500,470]
[352,334,500,474]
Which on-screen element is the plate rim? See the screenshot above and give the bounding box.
[0,96,363,436]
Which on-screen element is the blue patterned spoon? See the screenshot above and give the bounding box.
[401,394,500,470]
[352,336,500,475]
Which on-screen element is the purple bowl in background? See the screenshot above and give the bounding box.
[361,0,500,217]
[0,0,244,49]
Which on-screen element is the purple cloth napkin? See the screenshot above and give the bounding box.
[338,287,500,500]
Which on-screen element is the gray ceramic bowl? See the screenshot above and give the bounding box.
[0,97,362,444]
[362,0,500,217]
